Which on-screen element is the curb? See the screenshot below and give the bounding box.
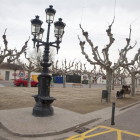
[0,118,100,137]
[120,101,140,111]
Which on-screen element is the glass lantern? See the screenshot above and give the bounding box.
[45,5,56,23]
[31,15,43,36]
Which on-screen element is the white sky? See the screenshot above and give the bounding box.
[0,0,140,70]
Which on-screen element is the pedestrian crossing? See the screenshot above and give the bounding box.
[0,84,5,87]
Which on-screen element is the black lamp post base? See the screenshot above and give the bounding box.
[32,102,54,117]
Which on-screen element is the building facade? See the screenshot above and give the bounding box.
[0,63,40,80]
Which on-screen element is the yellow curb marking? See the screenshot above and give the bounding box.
[66,125,140,140]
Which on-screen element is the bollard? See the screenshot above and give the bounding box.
[111,102,115,125]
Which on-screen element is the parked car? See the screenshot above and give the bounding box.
[14,77,38,87]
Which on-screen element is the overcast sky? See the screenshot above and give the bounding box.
[0,0,140,70]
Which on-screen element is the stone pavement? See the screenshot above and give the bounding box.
[0,102,140,140]
[0,105,120,140]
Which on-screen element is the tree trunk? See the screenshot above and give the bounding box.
[122,78,125,85]
[27,71,31,88]
[63,74,66,88]
[106,68,112,102]
[136,78,137,88]
[112,73,114,90]
[89,76,91,88]
[95,78,97,84]
[121,78,122,85]
[131,73,135,96]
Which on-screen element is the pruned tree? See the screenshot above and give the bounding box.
[50,59,75,88]
[0,29,29,65]
[73,62,104,88]
[73,61,81,76]
[28,48,43,72]
[92,66,106,85]
[135,73,140,87]
[123,58,140,96]
[73,62,91,86]
[82,64,95,88]
[73,62,94,87]
[28,48,55,73]
[12,59,23,80]
[112,67,129,90]
[22,52,41,87]
[78,19,140,102]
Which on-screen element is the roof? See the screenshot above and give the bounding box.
[0,63,23,70]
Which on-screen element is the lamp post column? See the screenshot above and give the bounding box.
[31,5,66,117]
[32,24,56,117]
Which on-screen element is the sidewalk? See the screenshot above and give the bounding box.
[0,106,119,139]
[0,102,140,140]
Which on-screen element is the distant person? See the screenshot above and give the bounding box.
[116,86,125,99]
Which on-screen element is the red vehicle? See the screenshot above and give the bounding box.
[14,77,38,87]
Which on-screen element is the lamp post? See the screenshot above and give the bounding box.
[31,5,66,117]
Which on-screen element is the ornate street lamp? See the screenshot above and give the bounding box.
[31,5,66,117]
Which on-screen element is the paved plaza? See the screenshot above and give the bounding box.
[0,81,140,139]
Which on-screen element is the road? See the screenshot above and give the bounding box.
[0,80,107,88]
[1,80,140,89]
[0,80,15,87]
[67,104,140,140]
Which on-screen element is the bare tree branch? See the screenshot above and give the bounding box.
[0,29,30,65]
[78,18,140,102]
